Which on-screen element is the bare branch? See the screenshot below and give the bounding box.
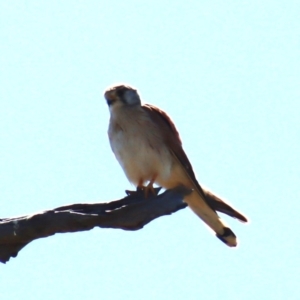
[0,186,190,264]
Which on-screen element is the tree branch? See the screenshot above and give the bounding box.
[0,186,190,264]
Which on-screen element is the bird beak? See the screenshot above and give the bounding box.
[104,90,117,106]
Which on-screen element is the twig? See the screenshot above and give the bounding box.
[0,186,190,264]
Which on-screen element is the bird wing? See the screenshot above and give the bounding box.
[142,103,247,222]
[142,104,212,199]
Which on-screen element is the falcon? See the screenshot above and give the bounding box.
[104,84,247,247]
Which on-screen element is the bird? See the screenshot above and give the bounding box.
[104,84,247,247]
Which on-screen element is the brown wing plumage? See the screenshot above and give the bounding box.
[142,104,211,200]
[142,103,248,223]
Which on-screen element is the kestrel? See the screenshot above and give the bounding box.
[104,84,247,247]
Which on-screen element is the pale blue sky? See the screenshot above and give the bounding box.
[1,1,299,299]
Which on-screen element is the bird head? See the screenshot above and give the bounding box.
[104,84,141,110]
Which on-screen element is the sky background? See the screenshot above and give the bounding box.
[1,1,299,299]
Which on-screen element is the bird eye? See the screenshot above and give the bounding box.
[106,98,114,106]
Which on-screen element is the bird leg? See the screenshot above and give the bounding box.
[144,180,156,198]
[137,177,157,198]
[137,179,145,192]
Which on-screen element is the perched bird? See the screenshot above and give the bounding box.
[104,84,247,247]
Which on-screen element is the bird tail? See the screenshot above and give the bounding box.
[204,190,248,223]
[184,191,238,247]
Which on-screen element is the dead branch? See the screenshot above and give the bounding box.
[0,186,191,264]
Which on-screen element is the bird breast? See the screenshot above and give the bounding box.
[108,107,173,186]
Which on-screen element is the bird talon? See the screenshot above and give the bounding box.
[125,189,136,196]
[135,182,158,199]
[136,185,144,192]
[144,183,157,198]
